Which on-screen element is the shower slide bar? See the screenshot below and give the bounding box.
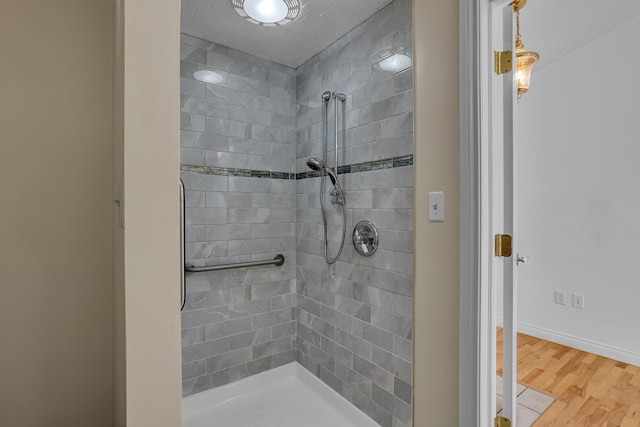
[179,178,285,310]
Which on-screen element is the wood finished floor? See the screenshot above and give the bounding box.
[497,329,640,426]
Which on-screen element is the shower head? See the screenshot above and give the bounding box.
[307,157,340,188]
[306,157,325,172]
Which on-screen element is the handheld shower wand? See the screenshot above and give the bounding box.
[307,156,346,265]
[306,157,343,196]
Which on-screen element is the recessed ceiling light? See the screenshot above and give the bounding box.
[379,54,412,72]
[231,0,300,26]
[193,70,224,84]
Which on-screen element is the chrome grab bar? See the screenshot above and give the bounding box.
[179,179,186,311]
[185,254,285,273]
[180,178,286,309]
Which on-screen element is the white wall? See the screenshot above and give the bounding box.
[513,12,640,364]
[0,1,114,425]
[114,0,183,425]
[413,0,460,424]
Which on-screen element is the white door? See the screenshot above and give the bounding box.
[492,1,519,425]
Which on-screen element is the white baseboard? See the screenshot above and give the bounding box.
[496,318,640,367]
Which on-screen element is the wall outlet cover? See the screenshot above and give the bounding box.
[554,290,566,305]
[572,294,585,309]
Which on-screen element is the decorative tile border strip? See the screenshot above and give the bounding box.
[179,165,292,179]
[180,155,413,180]
[297,155,413,180]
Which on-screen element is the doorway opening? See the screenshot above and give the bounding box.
[179,1,416,426]
[487,0,640,426]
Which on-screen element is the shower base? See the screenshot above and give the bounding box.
[182,362,379,427]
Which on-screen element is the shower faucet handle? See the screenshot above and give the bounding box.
[353,220,379,257]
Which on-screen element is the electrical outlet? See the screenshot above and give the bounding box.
[572,294,585,309]
[554,290,566,305]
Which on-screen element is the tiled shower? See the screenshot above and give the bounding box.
[180,0,413,425]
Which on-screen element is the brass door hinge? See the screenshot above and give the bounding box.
[495,416,511,427]
[495,234,512,257]
[494,50,513,74]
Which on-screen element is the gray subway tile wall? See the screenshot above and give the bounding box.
[180,33,297,396]
[294,1,413,426]
[180,0,413,426]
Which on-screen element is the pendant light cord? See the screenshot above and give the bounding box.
[515,9,522,48]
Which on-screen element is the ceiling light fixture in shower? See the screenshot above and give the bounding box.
[231,0,300,26]
[379,53,412,72]
[372,47,413,73]
[193,70,224,84]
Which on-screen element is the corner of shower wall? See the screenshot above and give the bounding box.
[294,1,414,426]
[179,33,298,397]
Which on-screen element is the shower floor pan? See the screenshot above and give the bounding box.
[182,362,379,427]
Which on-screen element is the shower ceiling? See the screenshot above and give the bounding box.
[181,0,394,67]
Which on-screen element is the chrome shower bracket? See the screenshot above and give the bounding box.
[353,220,379,257]
[330,187,344,205]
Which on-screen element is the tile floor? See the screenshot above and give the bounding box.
[496,376,555,426]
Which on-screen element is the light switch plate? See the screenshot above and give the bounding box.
[429,192,444,222]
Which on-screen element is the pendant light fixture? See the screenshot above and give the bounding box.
[231,0,300,26]
[513,0,539,95]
